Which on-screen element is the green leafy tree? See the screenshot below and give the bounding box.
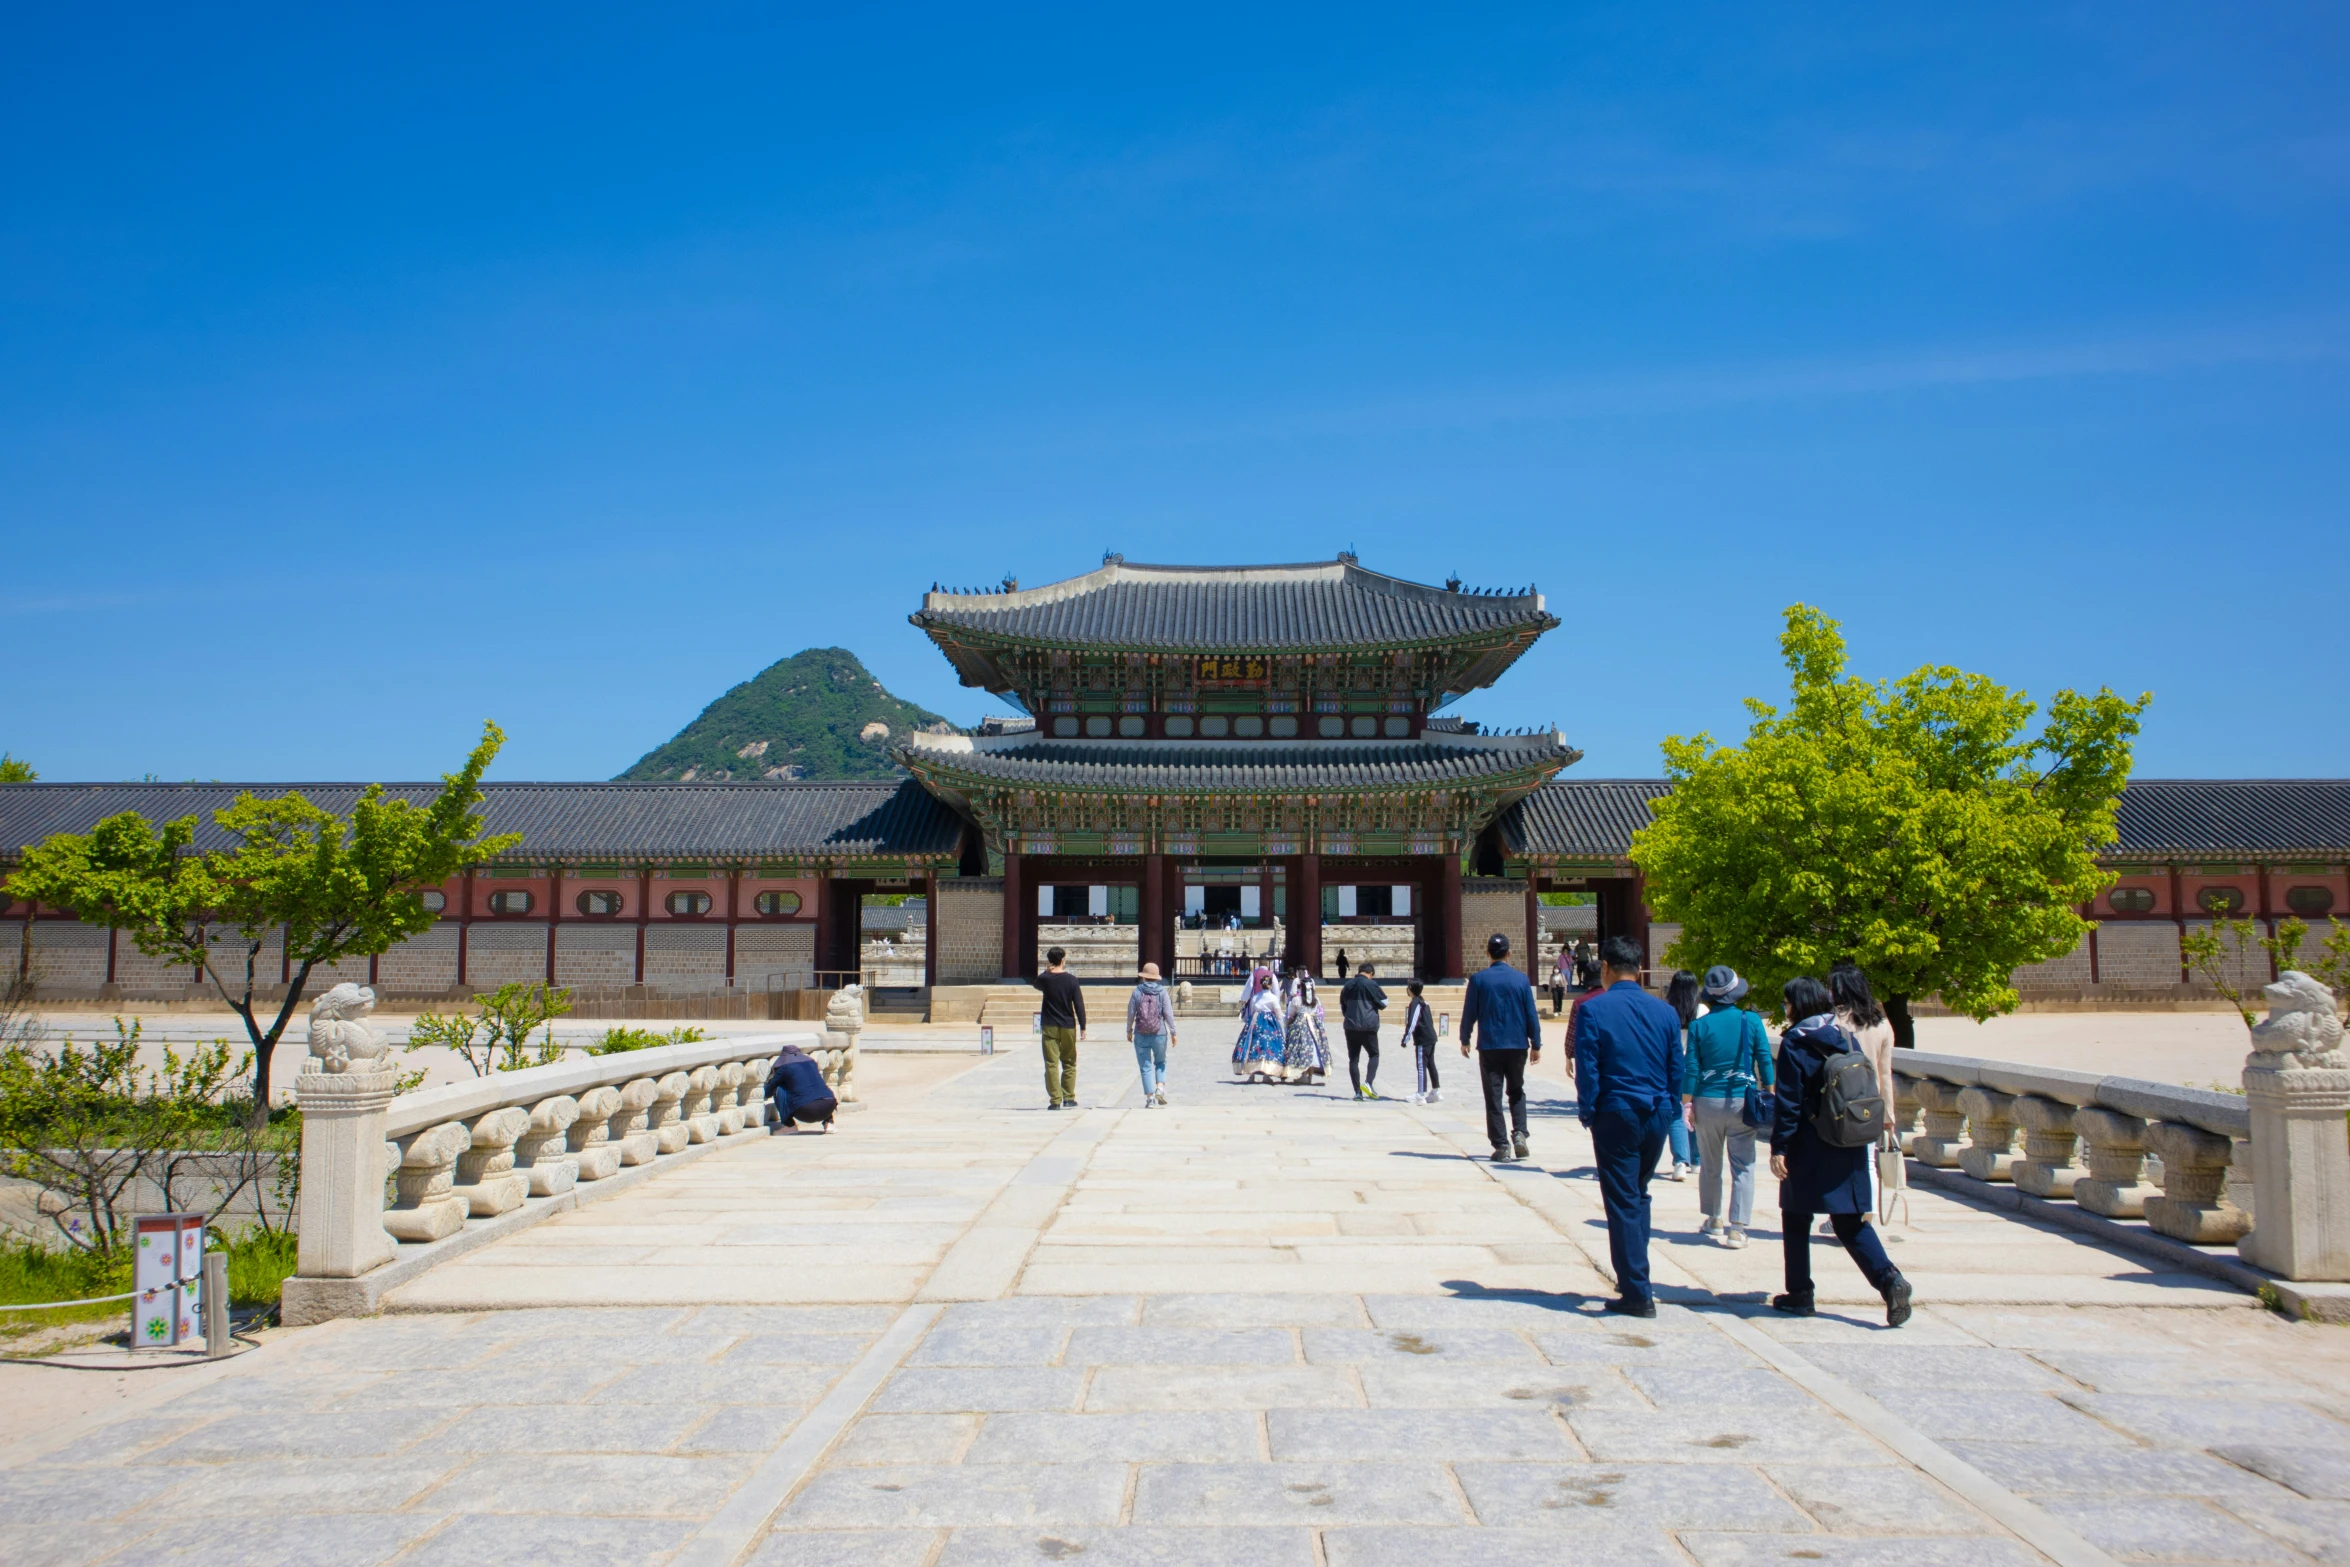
[1631,606,2148,1048]
[0,754,35,783]
[6,723,521,1117]
[2183,916,2316,1029]
[409,980,574,1076]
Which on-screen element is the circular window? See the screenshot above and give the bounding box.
[577,890,623,916]
[666,891,713,916]
[2107,887,2156,914]
[1199,715,1230,737]
[2196,886,2246,915]
[1052,716,1079,737]
[755,890,802,916]
[1317,715,1345,737]
[1383,715,1411,737]
[1350,715,1377,738]
[2286,885,2337,916]
[1162,715,1194,738]
[487,889,534,915]
[1268,715,1298,738]
[415,889,447,913]
[1233,715,1264,738]
[1085,715,1112,737]
[1117,716,1145,737]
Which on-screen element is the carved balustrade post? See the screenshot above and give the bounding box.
[649,1071,692,1154]
[2009,1096,2081,1200]
[567,1085,625,1179]
[512,1095,580,1196]
[2241,1062,2350,1280]
[741,1057,774,1129]
[2145,1120,2252,1245]
[612,1078,660,1164]
[2072,1107,2157,1218]
[1909,1078,1968,1167]
[825,989,864,1102]
[1956,1087,2019,1183]
[1889,1075,1924,1151]
[684,1065,721,1144]
[293,1067,398,1280]
[385,1121,472,1242]
[452,1106,531,1217]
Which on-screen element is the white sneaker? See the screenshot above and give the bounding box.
[1665,1163,1688,1183]
[1155,1090,1169,1105]
[1409,1091,1426,1105]
[1725,1226,1749,1249]
[1429,1089,1442,1104]
[1701,1218,1724,1237]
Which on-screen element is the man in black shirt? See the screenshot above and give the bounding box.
[1032,946,1088,1109]
[1339,963,1388,1100]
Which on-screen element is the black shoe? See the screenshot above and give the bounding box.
[1492,1147,1515,1163]
[1512,1136,1530,1160]
[1770,1293,1816,1316]
[1603,1296,1656,1318]
[1882,1273,1913,1329]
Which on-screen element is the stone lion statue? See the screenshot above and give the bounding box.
[825,983,864,1031]
[306,982,393,1073]
[2248,970,2345,1069]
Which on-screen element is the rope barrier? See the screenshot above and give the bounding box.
[2,1289,138,1310]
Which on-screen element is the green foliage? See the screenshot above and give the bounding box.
[589,1024,709,1054]
[409,981,573,1076]
[0,1020,298,1259]
[1537,892,1596,907]
[2184,916,2315,1029]
[221,1226,298,1309]
[0,1225,301,1341]
[2288,919,2350,1018]
[0,753,35,783]
[617,647,956,783]
[1630,606,2148,1034]
[7,723,521,1109]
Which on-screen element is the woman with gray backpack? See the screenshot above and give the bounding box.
[1127,962,1178,1107]
[1678,965,1773,1248]
[1768,975,1911,1326]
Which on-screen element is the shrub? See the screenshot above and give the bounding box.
[589,1024,710,1055]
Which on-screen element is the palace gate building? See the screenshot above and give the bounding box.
[3,555,2348,1011]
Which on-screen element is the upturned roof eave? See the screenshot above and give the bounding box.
[909,611,1560,659]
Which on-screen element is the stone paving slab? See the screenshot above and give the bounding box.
[12,1035,2350,1566]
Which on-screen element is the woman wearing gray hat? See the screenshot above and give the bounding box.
[1678,965,1774,1246]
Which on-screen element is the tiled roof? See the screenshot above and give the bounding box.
[0,781,964,863]
[2109,780,2350,859]
[913,558,1556,650]
[901,735,1579,794]
[1497,780,1674,858]
[1502,778,2350,862]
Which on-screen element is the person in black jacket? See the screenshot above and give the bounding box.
[765,1043,840,1134]
[1770,975,1911,1326]
[1403,981,1441,1104]
[1339,964,1387,1100]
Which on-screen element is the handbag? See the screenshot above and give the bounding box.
[1737,1013,1773,1130]
[1877,1136,1908,1226]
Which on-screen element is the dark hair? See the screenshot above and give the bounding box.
[1487,932,1511,958]
[1598,934,1643,971]
[1782,975,1835,1023]
[1662,969,1701,1027]
[1407,980,1424,995]
[1358,962,1376,976]
[1046,946,1066,966]
[1829,962,1885,1029]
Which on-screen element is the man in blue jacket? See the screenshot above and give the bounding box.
[1459,932,1543,1162]
[1571,935,1685,1317]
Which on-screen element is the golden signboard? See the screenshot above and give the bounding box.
[1195,656,1267,684]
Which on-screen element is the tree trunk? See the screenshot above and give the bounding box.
[1886,992,1916,1051]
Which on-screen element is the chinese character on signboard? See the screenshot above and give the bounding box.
[1195,656,1267,684]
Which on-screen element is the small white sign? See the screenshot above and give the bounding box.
[132,1213,203,1350]
[980,1025,995,1055]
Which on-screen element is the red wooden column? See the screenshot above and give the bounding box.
[1292,853,1321,978]
[725,869,740,988]
[635,868,652,986]
[546,868,561,983]
[1141,854,1167,975]
[1439,860,1464,981]
[1630,867,1653,987]
[1001,853,1024,981]
[456,868,474,991]
[813,870,834,985]
[2170,864,2189,984]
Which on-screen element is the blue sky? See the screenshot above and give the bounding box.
[3,5,2344,782]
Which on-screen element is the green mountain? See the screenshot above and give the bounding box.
[617,648,959,783]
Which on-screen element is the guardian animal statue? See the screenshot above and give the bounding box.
[2248,971,2345,1070]
[305,982,394,1073]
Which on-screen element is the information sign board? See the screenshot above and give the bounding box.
[132,1213,204,1349]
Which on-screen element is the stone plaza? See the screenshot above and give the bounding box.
[8,1021,2350,1567]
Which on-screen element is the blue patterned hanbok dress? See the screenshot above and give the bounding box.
[1231,968,1288,1077]
[1283,977,1331,1078]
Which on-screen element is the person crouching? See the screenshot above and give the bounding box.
[766,1042,840,1134]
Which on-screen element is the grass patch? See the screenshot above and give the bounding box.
[0,1226,299,1343]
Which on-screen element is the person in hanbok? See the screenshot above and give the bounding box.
[1282,971,1331,1085]
[1231,965,1288,1081]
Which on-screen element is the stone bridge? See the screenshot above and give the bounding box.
[7,1014,2350,1567]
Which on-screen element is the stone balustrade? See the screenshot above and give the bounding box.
[290,1028,856,1321]
[1886,1049,2345,1280]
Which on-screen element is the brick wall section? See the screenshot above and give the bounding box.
[18,921,110,993]
[465,922,549,988]
[2014,933,2093,991]
[2097,921,2183,988]
[554,924,636,988]
[1460,882,1527,977]
[734,924,814,991]
[937,878,1005,983]
[377,923,459,993]
[644,925,727,992]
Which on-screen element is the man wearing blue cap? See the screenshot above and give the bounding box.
[1571,935,1686,1317]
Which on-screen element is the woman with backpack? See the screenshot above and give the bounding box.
[1679,965,1772,1248]
[1127,963,1178,1107]
[1827,962,1899,1234]
[1769,975,1912,1326]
